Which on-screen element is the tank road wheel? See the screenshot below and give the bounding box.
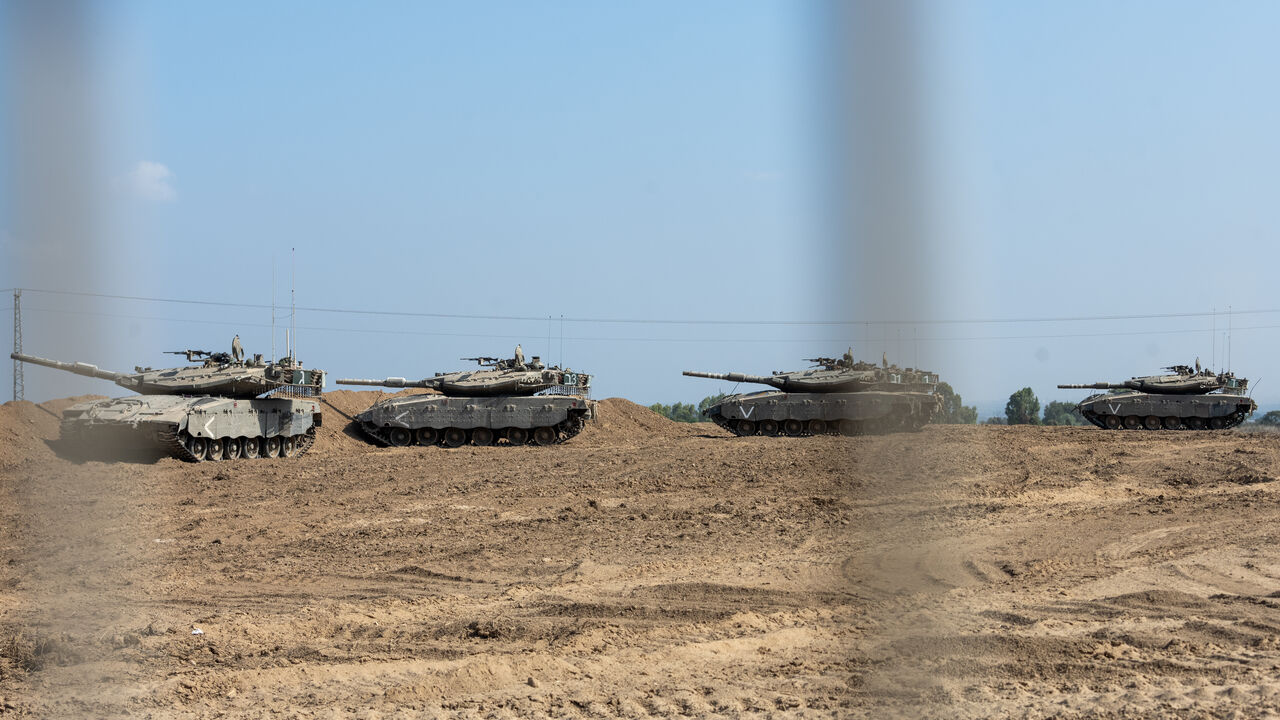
[506,427,529,445]
[1163,417,1182,430]
[783,419,804,436]
[242,438,261,459]
[1186,417,1206,430]
[809,419,828,435]
[224,437,243,459]
[1103,415,1122,430]
[532,426,557,446]
[838,419,858,437]
[282,436,299,458]
[186,436,208,461]
[387,427,412,447]
[264,436,282,458]
[1143,416,1162,431]
[206,437,225,461]
[416,427,440,446]
[758,419,779,436]
[443,428,468,448]
[471,427,495,446]
[1122,416,1141,430]
[1209,417,1227,430]
[737,420,757,436]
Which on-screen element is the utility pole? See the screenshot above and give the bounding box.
[12,289,23,402]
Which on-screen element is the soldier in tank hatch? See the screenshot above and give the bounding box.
[232,335,244,363]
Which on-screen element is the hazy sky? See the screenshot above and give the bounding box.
[5,2,1280,413]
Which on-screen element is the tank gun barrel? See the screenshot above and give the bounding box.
[335,377,440,389]
[682,370,785,389]
[10,352,128,383]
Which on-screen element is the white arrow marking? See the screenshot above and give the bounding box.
[740,406,754,419]
[201,417,215,436]
[1108,403,1121,415]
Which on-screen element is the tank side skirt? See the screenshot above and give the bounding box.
[1076,394,1256,430]
[354,404,593,449]
[705,390,941,437]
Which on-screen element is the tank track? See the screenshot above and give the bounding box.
[1080,409,1251,431]
[357,414,588,449]
[707,409,932,437]
[158,428,317,462]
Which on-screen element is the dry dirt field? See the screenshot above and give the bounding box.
[2,392,1280,718]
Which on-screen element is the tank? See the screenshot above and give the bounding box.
[11,342,325,462]
[682,351,943,436]
[1058,364,1256,430]
[335,345,596,447]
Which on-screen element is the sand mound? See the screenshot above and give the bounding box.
[0,395,104,468]
[578,397,717,445]
[312,388,439,456]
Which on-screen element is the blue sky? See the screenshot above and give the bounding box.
[5,2,1280,413]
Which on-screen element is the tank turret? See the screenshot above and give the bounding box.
[11,349,324,399]
[683,356,938,394]
[1057,365,1239,396]
[336,351,589,397]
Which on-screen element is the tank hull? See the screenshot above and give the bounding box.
[353,394,597,448]
[1075,391,1256,430]
[703,390,942,437]
[58,394,322,461]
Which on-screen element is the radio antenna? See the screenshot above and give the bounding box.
[290,247,296,361]
[271,257,276,362]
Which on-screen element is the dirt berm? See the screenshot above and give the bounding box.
[3,397,1280,717]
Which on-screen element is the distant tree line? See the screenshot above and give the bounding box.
[935,383,1084,426]
[981,387,1085,426]
[649,394,727,423]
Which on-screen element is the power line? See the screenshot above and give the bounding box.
[18,304,1278,345]
[18,288,852,326]
[17,286,1268,327]
[18,306,858,344]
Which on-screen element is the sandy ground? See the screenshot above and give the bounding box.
[2,394,1280,718]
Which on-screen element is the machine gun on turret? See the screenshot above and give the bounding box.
[166,349,235,365]
[462,356,503,367]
